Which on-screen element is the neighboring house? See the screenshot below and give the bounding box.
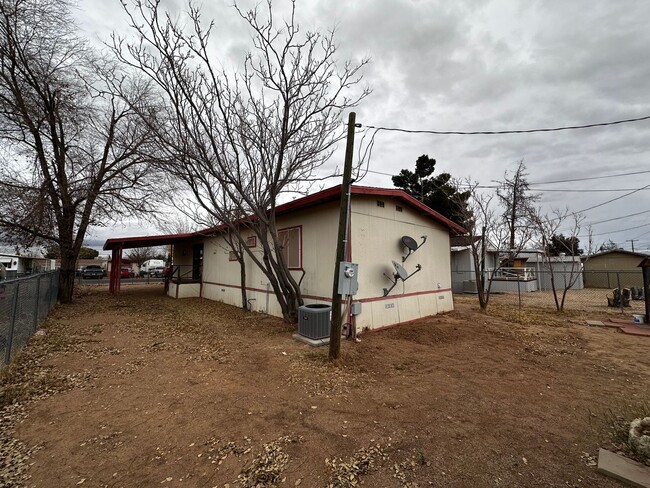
[582,250,649,288]
[520,251,584,291]
[55,258,109,275]
[450,236,499,293]
[104,185,466,332]
[0,253,54,278]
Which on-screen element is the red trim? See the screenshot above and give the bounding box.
[350,186,466,234]
[303,294,332,302]
[200,282,450,305]
[201,280,329,301]
[359,288,451,303]
[103,184,467,250]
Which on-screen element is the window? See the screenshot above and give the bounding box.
[396,205,403,212]
[229,250,238,261]
[376,200,385,208]
[278,226,301,269]
[246,235,257,248]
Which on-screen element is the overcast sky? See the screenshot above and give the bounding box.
[73,0,650,254]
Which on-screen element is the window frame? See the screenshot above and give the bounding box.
[246,235,257,248]
[277,225,302,270]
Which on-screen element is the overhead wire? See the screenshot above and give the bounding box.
[362,114,650,135]
[343,116,650,237]
[577,221,650,238]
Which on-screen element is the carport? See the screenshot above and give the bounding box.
[103,232,204,294]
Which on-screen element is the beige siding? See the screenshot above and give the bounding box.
[583,253,644,288]
[351,195,453,332]
[200,201,340,315]
[167,194,455,331]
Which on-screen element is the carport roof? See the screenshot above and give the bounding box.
[103,230,214,250]
[103,184,467,250]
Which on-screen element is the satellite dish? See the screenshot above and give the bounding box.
[392,260,409,280]
[402,235,418,252]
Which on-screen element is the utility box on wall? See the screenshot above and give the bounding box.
[338,262,359,296]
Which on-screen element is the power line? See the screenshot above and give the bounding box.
[572,183,650,215]
[530,169,650,185]
[578,221,650,238]
[586,209,650,226]
[528,187,650,193]
[365,168,650,187]
[363,114,650,135]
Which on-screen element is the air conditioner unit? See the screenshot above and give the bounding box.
[297,303,332,340]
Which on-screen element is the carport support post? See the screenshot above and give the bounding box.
[109,247,122,295]
[329,112,356,361]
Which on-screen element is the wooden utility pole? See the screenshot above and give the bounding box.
[627,239,637,252]
[329,112,356,361]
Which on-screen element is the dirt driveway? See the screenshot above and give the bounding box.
[1,285,648,487]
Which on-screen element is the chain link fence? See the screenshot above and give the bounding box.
[0,271,59,367]
[452,269,647,317]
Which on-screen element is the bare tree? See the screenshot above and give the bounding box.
[452,180,506,310]
[531,208,587,311]
[125,247,157,267]
[497,160,539,264]
[113,0,370,321]
[0,0,159,302]
[453,178,541,311]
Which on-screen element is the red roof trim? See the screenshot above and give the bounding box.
[103,185,467,250]
[350,186,467,234]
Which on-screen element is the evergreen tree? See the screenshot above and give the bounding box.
[392,155,471,226]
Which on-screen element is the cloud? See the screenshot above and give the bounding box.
[73,0,650,249]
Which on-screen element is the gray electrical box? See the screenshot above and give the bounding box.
[338,261,359,296]
[351,301,362,316]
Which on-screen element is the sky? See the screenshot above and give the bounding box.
[72,0,650,255]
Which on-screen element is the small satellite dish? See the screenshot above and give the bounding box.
[392,260,409,281]
[402,235,418,252]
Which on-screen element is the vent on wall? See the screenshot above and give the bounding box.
[396,205,403,212]
[377,200,385,208]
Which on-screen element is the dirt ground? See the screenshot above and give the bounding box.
[1,284,649,488]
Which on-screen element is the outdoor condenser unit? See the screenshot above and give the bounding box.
[297,303,332,340]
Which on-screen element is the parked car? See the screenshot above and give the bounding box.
[82,265,104,279]
[149,266,165,277]
[120,267,134,279]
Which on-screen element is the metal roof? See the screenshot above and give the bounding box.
[103,184,467,250]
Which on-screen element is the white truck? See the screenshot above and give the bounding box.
[140,259,165,275]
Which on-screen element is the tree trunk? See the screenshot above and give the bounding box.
[238,256,247,310]
[58,250,76,303]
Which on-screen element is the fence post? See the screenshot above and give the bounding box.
[4,282,20,364]
[32,275,42,333]
[50,271,58,309]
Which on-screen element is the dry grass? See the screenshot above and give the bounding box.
[454,288,646,326]
[590,399,650,466]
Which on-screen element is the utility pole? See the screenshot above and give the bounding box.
[329,112,356,361]
[627,239,636,252]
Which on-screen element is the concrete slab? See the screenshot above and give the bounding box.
[609,318,637,324]
[619,326,650,337]
[587,320,605,326]
[292,333,330,347]
[602,323,626,329]
[597,448,650,487]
